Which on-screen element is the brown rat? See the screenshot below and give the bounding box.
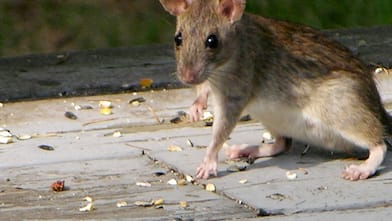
[159,0,392,180]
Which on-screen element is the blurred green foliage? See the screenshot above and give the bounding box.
[0,0,390,57]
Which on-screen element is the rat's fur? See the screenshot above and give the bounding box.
[160,0,392,180]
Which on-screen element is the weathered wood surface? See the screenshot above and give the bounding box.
[0,25,392,220]
[0,86,391,220]
[0,26,391,102]
[0,90,256,220]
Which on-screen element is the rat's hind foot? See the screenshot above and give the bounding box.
[341,164,374,180]
[225,136,291,159]
[341,141,387,181]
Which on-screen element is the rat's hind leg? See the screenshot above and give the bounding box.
[341,141,387,180]
[225,136,291,159]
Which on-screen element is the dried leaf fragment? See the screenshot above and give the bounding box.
[139,78,153,88]
[51,180,65,192]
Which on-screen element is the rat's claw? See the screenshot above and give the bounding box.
[189,102,205,122]
[341,164,374,181]
[189,95,208,122]
[196,158,218,179]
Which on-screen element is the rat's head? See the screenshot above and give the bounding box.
[160,0,246,85]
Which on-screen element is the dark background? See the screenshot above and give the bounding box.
[0,0,391,57]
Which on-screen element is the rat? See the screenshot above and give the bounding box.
[159,0,392,180]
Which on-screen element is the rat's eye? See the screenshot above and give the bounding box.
[174,32,182,47]
[205,34,218,49]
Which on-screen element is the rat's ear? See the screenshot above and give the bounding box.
[218,0,246,23]
[159,0,192,16]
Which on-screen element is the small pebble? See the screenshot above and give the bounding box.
[38,144,55,151]
[64,111,77,120]
[153,171,166,176]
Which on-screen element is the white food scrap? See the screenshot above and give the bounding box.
[167,179,177,185]
[201,111,214,121]
[167,145,183,152]
[205,183,216,192]
[286,171,298,180]
[17,134,32,140]
[136,182,152,187]
[79,196,94,212]
[185,175,194,183]
[116,201,128,208]
[179,201,188,208]
[99,100,112,108]
[0,136,13,144]
[152,198,164,206]
[239,179,248,184]
[112,131,122,138]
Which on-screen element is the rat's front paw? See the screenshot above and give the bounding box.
[189,101,205,122]
[189,98,207,122]
[196,157,218,179]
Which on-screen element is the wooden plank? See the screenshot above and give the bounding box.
[0,26,391,102]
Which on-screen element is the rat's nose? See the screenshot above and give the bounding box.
[178,65,204,85]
